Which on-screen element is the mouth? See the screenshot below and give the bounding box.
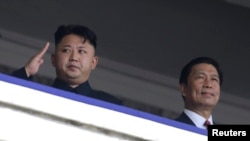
[67,65,79,70]
[201,91,214,96]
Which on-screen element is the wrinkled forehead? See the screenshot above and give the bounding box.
[190,63,219,76]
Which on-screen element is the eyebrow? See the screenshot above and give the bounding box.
[62,45,86,48]
[195,71,219,77]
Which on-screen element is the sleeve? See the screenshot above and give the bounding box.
[11,67,33,81]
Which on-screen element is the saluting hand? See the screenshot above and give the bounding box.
[24,42,50,77]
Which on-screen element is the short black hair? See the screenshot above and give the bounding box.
[179,57,223,86]
[54,24,97,48]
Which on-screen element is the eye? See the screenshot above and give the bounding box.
[62,48,70,53]
[211,77,219,82]
[79,49,87,54]
[197,75,205,79]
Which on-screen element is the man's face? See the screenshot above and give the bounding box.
[180,63,220,110]
[51,34,98,86]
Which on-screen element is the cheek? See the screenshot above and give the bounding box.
[80,58,92,65]
[54,56,68,67]
[58,53,70,60]
[212,83,220,91]
[189,82,201,92]
[215,87,220,97]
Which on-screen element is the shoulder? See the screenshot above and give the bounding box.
[174,112,195,126]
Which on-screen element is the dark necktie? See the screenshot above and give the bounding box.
[204,120,211,128]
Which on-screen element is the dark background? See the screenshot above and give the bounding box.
[0,0,250,100]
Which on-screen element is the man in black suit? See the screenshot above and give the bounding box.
[174,57,223,129]
[11,24,122,105]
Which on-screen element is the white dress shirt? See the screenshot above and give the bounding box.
[184,109,213,129]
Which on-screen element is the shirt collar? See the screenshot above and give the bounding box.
[184,109,213,129]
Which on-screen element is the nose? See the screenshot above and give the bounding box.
[203,78,212,88]
[69,50,78,61]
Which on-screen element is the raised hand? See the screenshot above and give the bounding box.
[25,42,50,77]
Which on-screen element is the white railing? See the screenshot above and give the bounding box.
[0,73,207,141]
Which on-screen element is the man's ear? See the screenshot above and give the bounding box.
[91,56,98,70]
[179,83,186,97]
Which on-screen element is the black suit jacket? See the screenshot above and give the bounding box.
[11,67,123,105]
[175,112,196,126]
[175,112,217,127]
